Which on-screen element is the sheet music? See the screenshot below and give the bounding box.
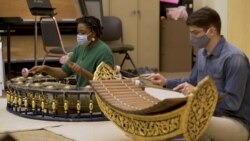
[145,87,186,100]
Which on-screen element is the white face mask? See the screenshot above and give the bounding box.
[77,34,88,45]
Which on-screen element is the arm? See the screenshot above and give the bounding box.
[29,65,68,79]
[69,63,93,80]
[216,54,249,115]
[147,62,198,89]
[166,62,199,89]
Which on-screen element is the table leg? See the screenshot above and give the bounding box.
[7,25,11,79]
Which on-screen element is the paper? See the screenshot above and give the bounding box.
[145,87,185,100]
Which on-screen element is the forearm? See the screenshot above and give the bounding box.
[80,68,93,80]
[43,65,68,79]
[167,63,198,89]
[166,78,192,89]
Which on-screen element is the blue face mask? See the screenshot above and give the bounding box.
[77,34,88,45]
[189,29,211,49]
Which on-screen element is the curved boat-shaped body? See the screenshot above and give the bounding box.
[91,62,218,141]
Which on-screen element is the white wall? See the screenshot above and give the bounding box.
[193,0,228,38]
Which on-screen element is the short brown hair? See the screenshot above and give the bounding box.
[186,7,221,34]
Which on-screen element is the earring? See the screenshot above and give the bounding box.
[91,37,96,41]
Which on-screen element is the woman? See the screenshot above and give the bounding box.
[30,16,114,87]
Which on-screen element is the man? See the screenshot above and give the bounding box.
[149,7,250,141]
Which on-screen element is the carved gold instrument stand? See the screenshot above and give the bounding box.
[90,62,218,141]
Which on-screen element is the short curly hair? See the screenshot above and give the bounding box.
[76,16,103,38]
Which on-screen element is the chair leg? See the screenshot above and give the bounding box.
[42,55,47,65]
[120,52,136,70]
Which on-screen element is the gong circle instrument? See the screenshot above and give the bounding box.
[5,74,106,121]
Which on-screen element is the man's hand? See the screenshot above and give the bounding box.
[147,73,167,87]
[173,82,195,95]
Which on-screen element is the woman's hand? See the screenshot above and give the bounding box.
[147,73,167,87]
[173,82,195,95]
[29,65,46,75]
[67,62,93,80]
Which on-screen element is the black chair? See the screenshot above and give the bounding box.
[101,16,136,70]
[40,16,74,65]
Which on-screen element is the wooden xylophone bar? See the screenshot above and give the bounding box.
[90,79,161,113]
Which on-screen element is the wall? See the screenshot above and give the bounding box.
[0,0,81,20]
[1,36,76,62]
[193,0,228,38]
[0,0,79,62]
[228,0,250,57]
[193,0,250,57]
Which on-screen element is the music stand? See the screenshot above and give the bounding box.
[26,0,56,66]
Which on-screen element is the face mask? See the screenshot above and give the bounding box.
[189,29,211,49]
[77,34,88,45]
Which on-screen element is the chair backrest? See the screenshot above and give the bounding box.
[40,16,64,49]
[84,0,104,24]
[78,0,88,17]
[101,16,123,43]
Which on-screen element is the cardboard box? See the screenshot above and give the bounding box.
[160,19,192,72]
[160,47,192,72]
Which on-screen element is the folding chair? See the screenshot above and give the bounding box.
[40,16,74,65]
[101,16,136,70]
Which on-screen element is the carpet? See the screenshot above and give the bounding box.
[0,129,73,141]
[0,97,132,141]
[46,121,132,141]
[0,98,65,133]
